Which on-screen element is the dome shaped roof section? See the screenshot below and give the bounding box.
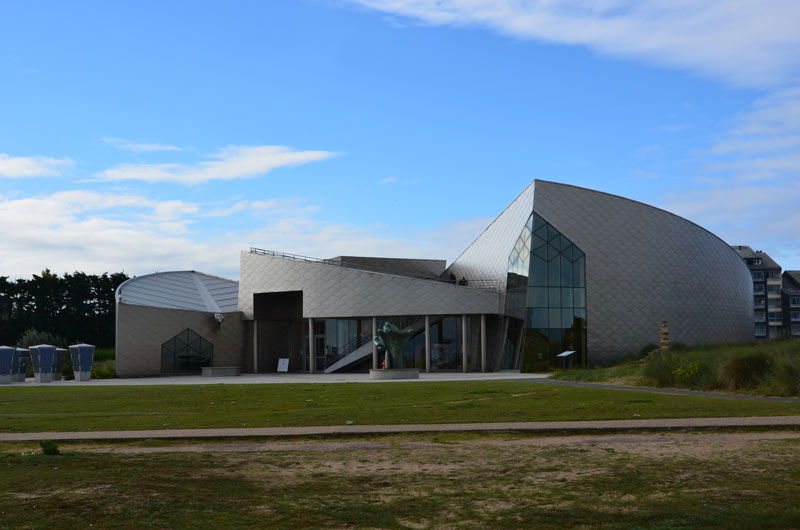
[115,271,239,313]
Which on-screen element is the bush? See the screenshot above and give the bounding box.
[670,342,689,352]
[94,348,116,362]
[16,328,66,348]
[39,440,60,455]
[637,343,659,358]
[762,354,800,396]
[92,360,116,379]
[720,352,771,390]
[642,351,684,387]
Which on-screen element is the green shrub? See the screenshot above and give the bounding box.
[672,360,711,388]
[720,352,771,390]
[670,342,689,352]
[642,351,684,387]
[762,354,800,396]
[16,328,66,348]
[39,440,60,455]
[94,348,116,362]
[92,360,116,379]
[637,344,659,358]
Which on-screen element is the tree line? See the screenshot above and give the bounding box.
[0,270,129,347]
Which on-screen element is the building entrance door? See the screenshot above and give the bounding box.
[314,334,325,372]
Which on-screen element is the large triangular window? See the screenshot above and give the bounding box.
[161,328,213,374]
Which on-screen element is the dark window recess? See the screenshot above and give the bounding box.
[161,328,213,374]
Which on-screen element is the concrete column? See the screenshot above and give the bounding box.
[308,318,315,374]
[462,314,468,373]
[253,321,258,374]
[481,314,487,373]
[425,315,431,373]
[372,317,378,369]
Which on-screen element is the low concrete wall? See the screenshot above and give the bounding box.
[369,369,420,380]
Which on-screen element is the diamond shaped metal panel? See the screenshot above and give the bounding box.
[532,181,754,363]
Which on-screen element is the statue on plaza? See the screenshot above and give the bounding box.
[373,322,415,369]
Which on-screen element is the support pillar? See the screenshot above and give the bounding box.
[308,318,315,374]
[425,315,431,373]
[462,314,468,373]
[253,321,258,374]
[372,317,378,369]
[481,314,487,373]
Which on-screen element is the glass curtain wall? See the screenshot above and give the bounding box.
[503,212,587,371]
[304,318,373,371]
[302,315,471,372]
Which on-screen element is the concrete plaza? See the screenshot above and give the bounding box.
[7,371,547,387]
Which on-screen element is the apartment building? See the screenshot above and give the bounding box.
[731,246,784,339]
[782,271,800,338]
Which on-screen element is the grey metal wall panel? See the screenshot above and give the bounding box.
[238,252,500,320]
[532,181,754,363]
[329,256,446,278]
[115,303,245,377]
[445,182,536,308]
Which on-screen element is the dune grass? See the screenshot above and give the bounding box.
[1,380,800,433]
[552,339,800,396]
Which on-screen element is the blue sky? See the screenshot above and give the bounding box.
[1,0,798,278]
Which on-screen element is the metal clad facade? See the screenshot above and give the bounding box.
[532,181,754,362]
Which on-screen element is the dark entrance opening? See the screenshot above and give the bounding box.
[253,291,303,372]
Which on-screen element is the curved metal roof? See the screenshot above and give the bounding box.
[115,270,239,313]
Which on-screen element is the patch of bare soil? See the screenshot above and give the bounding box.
[71,430,800,460]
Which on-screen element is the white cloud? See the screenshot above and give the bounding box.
[378,177,398,184]
[102,137,183,153]
[0,189,485,278]
[94,145,336,184]
[0,154,73,178]
[660,87,800,268]
[350,0,800,88]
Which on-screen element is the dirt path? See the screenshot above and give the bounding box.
[68,430,800,457]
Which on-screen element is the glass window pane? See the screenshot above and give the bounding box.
[529,287,548,307]
[574,307,586,320]
[573,256,585,288]
[548,307,561,328]
[548,328,562,356]
[561,287,573,307]
[528,308,548,328]
[548,287,560,307]
[574,288,586,307]
[560,255,573,286]
[531,255,547,286]
[548,260,560,286]
[547,244,560,261]
[562,308,574,328]
[547,225,560,241]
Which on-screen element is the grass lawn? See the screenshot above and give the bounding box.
[1,380,800,433]
[1,431,799,528]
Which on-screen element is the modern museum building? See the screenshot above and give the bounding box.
[115,180,754,377]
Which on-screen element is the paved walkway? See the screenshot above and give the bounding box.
[519,378,800,403]
[2,416,800,442]
[7,371,545,387]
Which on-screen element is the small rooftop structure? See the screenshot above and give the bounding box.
[731,245,782,270]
